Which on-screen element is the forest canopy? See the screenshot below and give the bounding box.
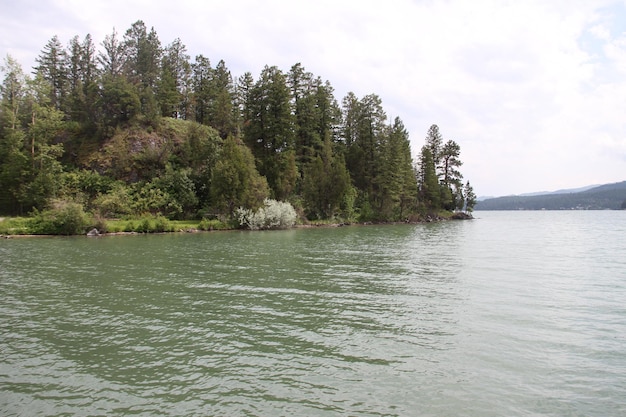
[0,20,475,226]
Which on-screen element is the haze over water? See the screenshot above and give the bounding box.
[1,211,625,416]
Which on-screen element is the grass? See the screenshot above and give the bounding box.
[0,215,231,236]
[104,218,230,233]
[0,217,31,235]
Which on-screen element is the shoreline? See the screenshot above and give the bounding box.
[0,213,473,238]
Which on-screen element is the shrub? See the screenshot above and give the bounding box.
[121,215,173,233]
[0,217,30,235]
[236,199,297,230]
[28,200,92,235]
[123,220,136,232]
[198,218,229,231]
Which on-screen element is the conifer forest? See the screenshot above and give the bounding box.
[0,20,476,231]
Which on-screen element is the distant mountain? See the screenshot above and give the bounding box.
[475,181,626,210]
[518,184,600,197]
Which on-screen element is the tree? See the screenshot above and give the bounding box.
[375,117,417,220]
[97,74,141,135]
[122,20,161,121]
[0,55,27,131]
[302,133,351,219]
[210,60,235,137]
[243,65,295,199]
[464,181,477,213]
[234,71,255,134]
[341,93,387,213]
[66,34,98,126]
[157,38,191,119]
[122,20,161,89]
[439,139,464,210]
[288,63,340,173]
[34,35,68,111]
[98,28,126,76]
[425,124,443,168]
[191,54,212,124]
[210,136,269,215]
[418,146,440,212]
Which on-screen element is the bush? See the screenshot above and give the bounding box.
[28,201,92,235]
[198,218,229,231]
[0,217,30,235]
[236,199,297,230]
[121,215,173,233]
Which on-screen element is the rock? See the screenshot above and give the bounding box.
[450,212,473,220]
[86,228,100,236]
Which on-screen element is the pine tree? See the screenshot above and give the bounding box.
[99,28,126,76]
[211,136,269,214]
[464,181,477,213]
[243,66,295,199]
[158,38,190,118]
[440,139,463,210]
[418,146,440,212]
[191,54,212,124]
[34,36,68,111]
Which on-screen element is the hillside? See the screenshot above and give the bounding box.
[475,181,626,210]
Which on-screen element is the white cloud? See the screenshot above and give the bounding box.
[1,0,625,195]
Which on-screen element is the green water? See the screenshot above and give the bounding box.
[1,212,625,416]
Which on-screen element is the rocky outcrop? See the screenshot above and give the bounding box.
[86,228,100,236]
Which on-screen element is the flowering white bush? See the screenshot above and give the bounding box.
[236,199,297,230]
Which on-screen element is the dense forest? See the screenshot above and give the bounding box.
[0,20,475,230]
[475,181,626,210]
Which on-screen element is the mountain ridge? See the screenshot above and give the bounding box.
[475,181,626,210]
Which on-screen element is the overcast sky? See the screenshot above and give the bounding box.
[1,0,625,196]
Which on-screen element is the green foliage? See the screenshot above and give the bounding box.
[210,136,269,214]
[97,75,141,135]
[27,200,91,235]
[0,217,30,235]
[464,181,477,213]
[198,218,229,231]
[302,134,352,219]
[115,214,173,233]
[418,146,440,212]
[243,65,296,198]
[1,23,477,223]
[92,183,134,217]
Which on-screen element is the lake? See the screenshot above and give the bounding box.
[1,211,625,416]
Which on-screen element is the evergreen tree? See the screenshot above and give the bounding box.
[98,28,126,76]
[210,60,235,138]
[122,21,161,121]
[243,65,295,199]
[439,139,463,210]
[233,71,254,137]
[375,117,417,219]
[66,34,98,126]
[96,74,141,135]
[158,38,190,118]
[303,132,352,219]
[211,136,269,214]
[418,146,440,212]
[34,36,68,111]
[342,93,386,201]
[0,55,27,131]
[464,181,477,213]
[191,54,212,124]
[425,124,443,168]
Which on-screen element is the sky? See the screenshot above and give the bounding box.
[1,0,626,197]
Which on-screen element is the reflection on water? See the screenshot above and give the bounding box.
[1,212,626,416]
